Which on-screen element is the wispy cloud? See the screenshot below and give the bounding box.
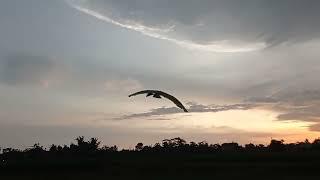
[115,102,256,120]
[66,1,266,53]
[68,2,174,34]
[67,0,320,51]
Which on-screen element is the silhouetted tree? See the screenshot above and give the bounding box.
[49,144,58,153]
[2,148,20,154]
[312,138,320,150]
[153,143,162,152]
[269,139,285,152]
[3,135,320,168]
[210,144,221,152]
[244,143,257,152]
[101,145,118,152]
[135,143,144,151]
[173,137,186,146]
[142,145,152,152]
[221,142,240,152]
[89,138,100,150]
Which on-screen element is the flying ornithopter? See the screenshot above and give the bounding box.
[128,90,188,112]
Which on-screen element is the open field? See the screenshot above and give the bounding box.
[2,152,320,179]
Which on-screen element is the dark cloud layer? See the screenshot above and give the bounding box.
[0,53,59,86]
[0,52,142,96]
[70,0,320,48]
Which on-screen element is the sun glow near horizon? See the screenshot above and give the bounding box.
[93,108,320,146]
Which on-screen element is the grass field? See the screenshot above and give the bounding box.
[2,152,320,179]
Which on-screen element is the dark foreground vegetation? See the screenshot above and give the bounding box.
[2,137,320,179]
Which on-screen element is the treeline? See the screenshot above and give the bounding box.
[3,137,320,178]
[1,137,320,157]
[133,137,320,153]
[2,136,320,174]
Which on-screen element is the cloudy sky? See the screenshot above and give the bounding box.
[1,0,320,148]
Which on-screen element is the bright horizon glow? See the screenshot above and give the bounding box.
[93,109,320,146]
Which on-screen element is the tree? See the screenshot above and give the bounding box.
[89,137,100,151]
[221,142,240,152]
[76,136,85,147]
[245,143,256,151]
[49,144,58,152]
[269,139,285,152]
[153,143,162,152]
[172,137,186,146]
[135,143,144,151]
[312,138,320,150]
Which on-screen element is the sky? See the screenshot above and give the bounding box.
[1,0,320,148]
